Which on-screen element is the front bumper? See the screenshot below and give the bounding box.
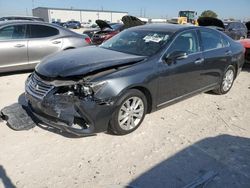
[25,90,116,136]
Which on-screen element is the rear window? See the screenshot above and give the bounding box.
[200,30,223,51]
[29,25,59,38]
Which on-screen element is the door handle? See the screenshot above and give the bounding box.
[14,44,25,48]
[225,50,232,56]
[194,58,204,64]
[52,41,61,44]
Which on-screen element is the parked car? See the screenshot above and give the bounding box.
[0,16,44,22]
[245,21,250,38]
[83,27,100,38]
[224,21,248,40]
[25,24,245,136]
[91,15,145,45]
[0,21,91,73]
[51,21,66,27]
[91,21,124,44]
[81,22,92,28]
[64,21,81,29]
[240,39,250,64]
[198,17,247,40]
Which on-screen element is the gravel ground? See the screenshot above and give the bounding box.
[0,66,250,188]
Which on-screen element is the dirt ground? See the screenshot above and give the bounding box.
[0,67,250,188]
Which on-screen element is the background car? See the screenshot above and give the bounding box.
[0,16,44,22]
[0,21,91,73]
[81,22,92,28]
[224,21,248,40]
[25,24,244,136]
[64,21,81,29]
[51,21,66,27]
[91,15,145,45]
[198,17,248,40]
[240,39,250,64]
[91,21,124,45]
[245,21,250,38]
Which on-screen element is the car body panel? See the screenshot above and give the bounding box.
[0,40,28,68]
[35,46,146,78]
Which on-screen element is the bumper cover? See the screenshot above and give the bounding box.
[25,92,116,136]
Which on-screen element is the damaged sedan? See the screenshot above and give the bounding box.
[25,24,245,136]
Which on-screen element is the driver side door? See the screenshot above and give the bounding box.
[157,29,206,106]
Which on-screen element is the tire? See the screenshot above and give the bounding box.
[213,65,236,95]
[109,89,147,135]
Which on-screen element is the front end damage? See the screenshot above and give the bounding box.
[25,73,116,136]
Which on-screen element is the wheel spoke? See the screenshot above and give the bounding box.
[120,116,128,126]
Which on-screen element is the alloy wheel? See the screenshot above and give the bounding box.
[222,69,234,92]
[118,96,144,131]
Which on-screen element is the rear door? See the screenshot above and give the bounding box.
[0,24,28,68]
[198,28,232,86]
[27,24,63,65]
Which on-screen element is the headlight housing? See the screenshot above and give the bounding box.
[60,81,107,97]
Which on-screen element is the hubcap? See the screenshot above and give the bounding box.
[222,69,234,92]
[118,97,144,131]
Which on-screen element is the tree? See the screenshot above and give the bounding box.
[200,10,218,18]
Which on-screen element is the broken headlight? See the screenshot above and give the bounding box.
[60,81,107,97]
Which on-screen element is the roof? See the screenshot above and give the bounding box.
[33,7,128,14]
[131,23,197,33]
[0,15,41,18]
[0,20,43,26]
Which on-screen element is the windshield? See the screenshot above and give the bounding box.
[179,11,195,20]
[100,29,172,56]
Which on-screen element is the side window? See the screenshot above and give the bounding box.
[29,25,59,38]
[168,31,199,55]
[200,30,223,51]
[0,25,26,40]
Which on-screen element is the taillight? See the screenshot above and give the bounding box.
[85,37,91,44]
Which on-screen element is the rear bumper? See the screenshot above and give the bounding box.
[25,91,116,136]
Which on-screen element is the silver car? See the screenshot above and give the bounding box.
[0,21,91,73]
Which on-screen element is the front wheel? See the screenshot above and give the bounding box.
[109,89,147,135]
[213,65,236,95]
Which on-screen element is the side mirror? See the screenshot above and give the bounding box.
[164,51,188,65]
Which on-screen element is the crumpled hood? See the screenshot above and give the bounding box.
[36,46,146,78]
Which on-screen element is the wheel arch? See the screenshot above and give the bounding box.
[129,86,153,114]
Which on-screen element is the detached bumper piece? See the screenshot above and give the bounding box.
[1,103,37,131]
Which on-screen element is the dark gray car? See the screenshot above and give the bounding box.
[0,21,91,73]
[25,24,245,136]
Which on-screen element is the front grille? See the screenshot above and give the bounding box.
[26,73,54,100]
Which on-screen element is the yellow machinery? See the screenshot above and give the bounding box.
[169,10,198,25]
[178,10,198,25]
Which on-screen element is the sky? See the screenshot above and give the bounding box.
[0,0,250,20]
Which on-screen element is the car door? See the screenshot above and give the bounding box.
[27,24,62,65]
[0,24,28,68]
[157,29,205,106]
[198,28,232,86]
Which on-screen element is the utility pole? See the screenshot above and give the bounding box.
[32,0,34,9]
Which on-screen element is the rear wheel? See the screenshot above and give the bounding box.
[213,65,236,95]
[109,89,147,135]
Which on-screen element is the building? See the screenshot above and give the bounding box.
[32,7,128,23]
